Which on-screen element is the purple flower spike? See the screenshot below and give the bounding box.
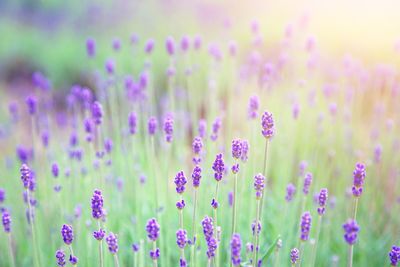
[106,232,119,254]
[389,246,400,266]
[248,95,259,119]
[176,229,187,248]
[163,115,174,142]
[128,112,137,135]
[352,163,366,197]
[198,119,207,138]
[176,199,185,210]
[300,212,312,241]
[181,35,190,51]
[290,248,299,265]
[374,144,382,164]
[26,95,37,115]
[231,164,240,174]
[150,248,160,260]
[148,116,158,135]
[20,164,32,189]
[202,216,217,258]
[174,171,187,194]
[132,243,140,252]
[145,39,155,54]
[52,163,59,178]
[191,166,202,188]
[261,111,275,139]
[0,188,5,203]
[210,117,221,141]
[252,220,261,235]
[2,210,11,233]
[254,173,265,199]
[192,137,203,155]
[231,234,242,266]
[86,37,96,57]
[56,249,66,267]
[193,35,202,50]
[212,154,225,181]
[112,38,121,51]
[232,139,243,159]
[343,219,359,245]
[303,172,313,195]
[104,138,113,154]
[41,130,50,148]
[69,255,78,265]
[317,188,328,215]
[166,36,175,56]
[240,140,249,162]
[93,228,105,241]
[61,224,74,245]
[105,59,115,74]
[146,218,160,241]
[91,190,104,220]
[285,183,296,202]
[91,101,103,125]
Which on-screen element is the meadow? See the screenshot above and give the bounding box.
[1,2,400,267]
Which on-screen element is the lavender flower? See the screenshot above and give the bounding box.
[254,173,265,199]
[166,36,175,55]
[91,190,104,220]
[248,95,259,119]
[148,116,158,135]
[104,138,113,154]
[2,210,11,233]
[232,139,243,159]
[192,137,203,155]
[91,101,103,125]
[93,228,105,241]
[261,111,275,139]
[176,199,185,210]
[56,249,66,267]
[106,232,119,254]
[210,117,221,141]
[26,95,37,115]
[303,172,313,195]
[212,154,225,181]
[164,115,174,142]
[105,59,115,74]
[112,38,121,51]
[61,224,74,245]
[69,255,78,265]
[181,35,190,51]
[231,233,242,266]
[285,183,296,202]
[86,37,96,57]
[374,144,382,164]
[174,171,187,194]
[300,212,312,241]
[202,216,214,241]
[343,219,359,245]
[52,163,59,178]
[352,163,366,197]
[317,188,328,215]
[290,248,299,265]
[20,164,32,189]
[176,229,187,248]
[251,220,261,235]
[0,188,5,204]
[146,218,160,241]
[150,248,160,260]
[132,243,140,252]
[128,112,137,135]
[389,246,400,266]
[41,130,50,148]
[198,119,207,138]
[145,39,155,54]
[192,166,202,188]
[240,140,249,162]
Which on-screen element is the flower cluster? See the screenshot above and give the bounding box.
[352,163,366,197]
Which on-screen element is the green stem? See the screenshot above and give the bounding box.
[273,248,280,267]
[298,242,305,267]
[26,189,40,267]
[191,189,198,267]
[153,241,158,267]
[213,182,220,267]
[310,215,322,267]
[7,233,16,267]
[69,245,78,267]
[348,198,359,267]
[252,198,261,266]
[113,254,120,267]
[98,221,104,267]
[232,170,238,236]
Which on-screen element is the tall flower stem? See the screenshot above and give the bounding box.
[231,165,239,236]
[152,241,158,267]
[273,248,280,267]
[113,254,120,267]
[7,233,16,267]
[298,242,305,267]
[190,188,198,267]
[310,215,322,267]
[252,198,261,267]
[26,189,40,267]
[98,221,104,267]
[213,182,220,267]
[69,245,78,267]
[348,198,359,267]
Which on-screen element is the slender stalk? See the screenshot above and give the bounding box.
[348,198,359,267]
[98,221,104,267]
[213,181,220,267]
[69,245,78,267]
[273,248,280,267]
[7,233,16,267]
[298,242,305,267]
[152,241,158,267]
[26,189,40,267]
[232,168,238,236]
[252,198,261,267]
[191,189,198,267]
[113,254,120,267]
[310,215,322,267]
